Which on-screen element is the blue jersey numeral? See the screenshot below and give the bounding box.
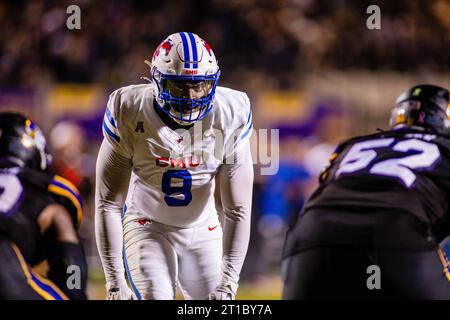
[162,170,192,206]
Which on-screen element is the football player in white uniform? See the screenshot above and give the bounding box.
[95,32,254,300]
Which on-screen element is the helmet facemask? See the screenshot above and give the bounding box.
[153,69,220,125]
[23,119,52,171]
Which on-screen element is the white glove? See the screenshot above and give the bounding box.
[106,279,135,300]
[208,283,238,300]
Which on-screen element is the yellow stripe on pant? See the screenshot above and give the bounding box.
[11,244,69,300]
[438,248,450,283]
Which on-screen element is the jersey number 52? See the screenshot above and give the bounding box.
[335,138,440,187]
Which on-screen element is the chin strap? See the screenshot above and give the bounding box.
[140,76,152,83]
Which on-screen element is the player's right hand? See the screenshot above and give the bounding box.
[106,280,135,300]
[208,283,237,300]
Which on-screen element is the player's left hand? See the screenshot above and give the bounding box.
[208,283,237,300]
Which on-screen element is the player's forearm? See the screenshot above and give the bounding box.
[95,140,132,284]
[221,207,251,285]
[41,205,88,299]
[95,208,125,283]
[219,143,254,286]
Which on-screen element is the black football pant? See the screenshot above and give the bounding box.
[282,246,450,299]
[0,240,68,300]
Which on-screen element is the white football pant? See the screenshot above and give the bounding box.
[122,211,222,300]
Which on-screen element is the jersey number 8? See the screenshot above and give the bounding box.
[162,170,192,206]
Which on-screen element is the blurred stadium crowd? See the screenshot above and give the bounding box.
[2,0,450,88]
[1,0,449,298]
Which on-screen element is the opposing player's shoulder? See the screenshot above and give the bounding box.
[19,168,54,193]
[333,128,443,155]
[47,174,83,230]
[18,169,83,229]
[214,86,252,129]
[332,131,386,155]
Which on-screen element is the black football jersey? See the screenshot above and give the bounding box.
[284,128,450,256]
[0,167,82,265]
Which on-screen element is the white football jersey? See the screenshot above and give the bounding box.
[102,84,252,227]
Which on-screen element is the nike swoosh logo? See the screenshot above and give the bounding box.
[208,225,219,231]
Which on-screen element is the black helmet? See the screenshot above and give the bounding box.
[0,112,51,171]
[390,84,450,133]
